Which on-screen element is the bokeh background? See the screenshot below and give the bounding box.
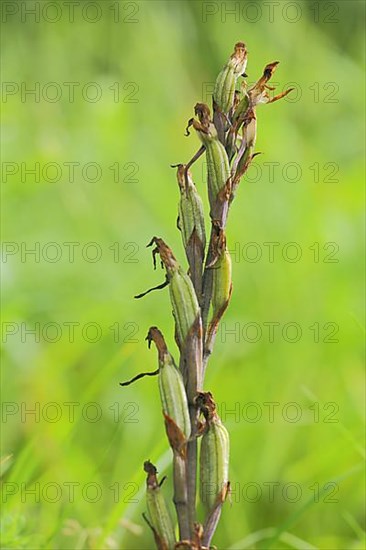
[1,1,365,548]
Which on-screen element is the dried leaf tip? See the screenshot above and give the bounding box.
[231,42,247,68]
[174,163,187,192]
[196,391,217,421]
[144,460,159,488]
[147,236,180,276]
[249,61,293,105]
[186,103,213,137]
[194,103,211,125]
[146,326,168,360]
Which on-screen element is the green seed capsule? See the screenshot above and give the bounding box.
[213,42,247,114]
[147,238,200,349]
[176,164,206,254]
[231,108,257,195]
[226,91,250,161]
[143,461,176,550]
[205,136,231,211]
[200,421,229,512]
[198,393,230,513]
[205,231,232,359]
[159,360,191,441]
[232,92,249,125]
[176,164,206,295]
[211,244,232,320]
[147,327,191,442]
[187,104,231,221]
[169,265,200,350]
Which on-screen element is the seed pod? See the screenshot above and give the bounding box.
[143,461,176,550]
[140,237,201,351]
[176,164,206,254]
[231,107,258,197]
[205,135,231,214]
[175,164,206,295]
[147,327,191,443]
[210,239,232,321]
[205,230,232,360]
[213,42,247,115]
[186,104,231,224]
[232,91,249,126]
[198,392,230,513]
[226,90,250,161]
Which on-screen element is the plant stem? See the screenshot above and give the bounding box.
[202,505,223,547]
[172,453,190,540]
[183,322,203,538]
[187,406,198,536]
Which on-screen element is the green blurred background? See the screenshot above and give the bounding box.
[1,1,365,548]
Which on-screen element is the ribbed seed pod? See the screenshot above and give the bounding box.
[211,244,232,321]
[175,164,206,295]
[198,393,230,513]
[147,326,190,441]
[231,108,258,199]
[146,237,200,350]
[226,91,250,161]
[205,135,231,211]
[186,104,231,222]
[232,92,249,126]
[205,230,232,360]
[213,42,247,114]
[143,461,176,550]
[176,164,206,254]
[159,362,190,440]
[169,264,200,350]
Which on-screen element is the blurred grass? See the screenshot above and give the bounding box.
[1,1,365,549]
